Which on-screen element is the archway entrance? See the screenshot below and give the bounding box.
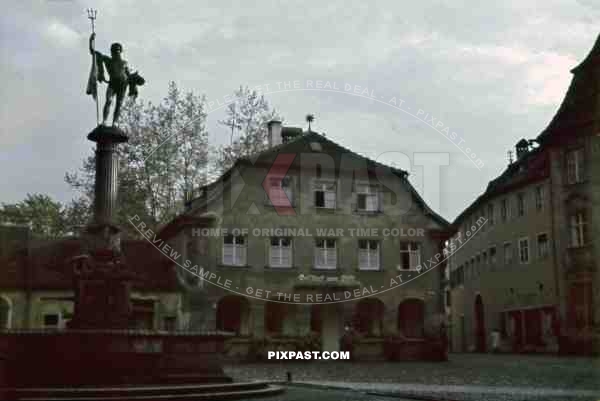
[216,296,249,335]
[474,294,486,352]
[398,299,425,338]
[354,298,384,337]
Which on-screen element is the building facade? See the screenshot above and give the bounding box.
[0,229,184,331]
[163,124,451,360]
[448,34,600,355]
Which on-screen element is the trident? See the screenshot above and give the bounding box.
[87,8,99,125]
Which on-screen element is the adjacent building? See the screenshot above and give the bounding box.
[448,34,600,355]
[0,227,184,331]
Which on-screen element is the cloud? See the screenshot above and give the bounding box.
[44,20,81,48]
[0,0,597,220]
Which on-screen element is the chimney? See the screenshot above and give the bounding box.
[515,138,529,159]
[267,120,282,147]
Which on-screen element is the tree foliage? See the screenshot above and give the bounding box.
[0,194,74,239]
[66,81,209,235]
[216,86,280,173]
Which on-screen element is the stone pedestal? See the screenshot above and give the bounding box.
[69,125,133,330]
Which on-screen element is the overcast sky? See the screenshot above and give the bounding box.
[0,0,598,221]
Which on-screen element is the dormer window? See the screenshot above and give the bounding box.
[314,181,336,209]
[266,176,293,207]
[566,148,585,184]
[356,184,379,212]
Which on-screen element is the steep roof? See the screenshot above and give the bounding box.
[538,33,600,143]
[0,239,179,292]
[184,130,449,228]
[452,34,600,228]
[453,146,548,226]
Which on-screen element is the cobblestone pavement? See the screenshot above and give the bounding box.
[224,353,600,401]
[237,386,416,401]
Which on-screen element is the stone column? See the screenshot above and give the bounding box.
[94,141,118,224]
[88,125,128,227]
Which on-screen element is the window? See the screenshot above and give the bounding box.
[43,314,59,328]
[537,233,549,259]
[482,251,488,265]
[535,186,545,211]
[517,193,525,217]
[314,182,336,208]
[519,238,529,264]
[314,239,337,269]
[266,176,293,207]
[489,246,497,265]
[501,199,508,222]
[566,148,585,184]
[488,203,495,226]
[270,237,292,268]
[570,213,587,247]
[223,235,247,266]
[504,242,513,265]
[356,184,379,212]
[399,242,421,270]
[358,240,380,270]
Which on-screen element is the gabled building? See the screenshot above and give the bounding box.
[448,33,600,355]
[162,123,451,360]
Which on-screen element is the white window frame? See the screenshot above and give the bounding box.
[399,242,421,271]
[222,235,247,266]
[566,148,584,184]
[314,182,336,209]
[518,237,530,264]
[270,237,292,268]
[503,241,513,265]
[535,185,545,211]
[356,184,380,212]
[536,232,549,259]
[314,238,337,269]
[358,239,380,270]
[569,212,586,248]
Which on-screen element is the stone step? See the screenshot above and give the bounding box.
[4,382,284,401]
